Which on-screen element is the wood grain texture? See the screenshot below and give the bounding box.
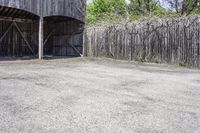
[0,18,84,57]
[0,21,38,57]
[0,0,85,57]
[84,16,200,68]
[0,0,86,22]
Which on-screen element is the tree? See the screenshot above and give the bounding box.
[144,0,160,14]
[166,0,200,15]
[128,0,166,16]
[182,0,200,15]
[86,0,199,25]
[87,0,128,24]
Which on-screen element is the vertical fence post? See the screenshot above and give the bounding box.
[39,17,44,60]
[83,29,87,56]
[129,33,133,61]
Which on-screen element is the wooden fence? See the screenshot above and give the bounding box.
[84,16,200,68]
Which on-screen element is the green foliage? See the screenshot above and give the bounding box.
[136,57,145,63]
[178,62,186,67]
[87,0,128,25]
[128,0,167,16]
[154,58,161,64]
[152,5,167,16]
[86,0,199,25]
[191,7,200,14]
[181,0,200,15]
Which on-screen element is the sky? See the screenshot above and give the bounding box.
[87,0,170,9]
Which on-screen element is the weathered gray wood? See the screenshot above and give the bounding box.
[0,0,86,22]
[13,22,35,55]
[0,22,13,42]
[0,21,39,57]
[44,30,54,47]
[0,0,86,58]
[39,17,43,59]
[85,16,200,68]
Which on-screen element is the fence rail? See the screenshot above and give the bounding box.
[84,16,200,68]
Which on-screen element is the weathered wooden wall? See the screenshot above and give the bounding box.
[42,0,86,22]
[0,18,83,57]
[0,20,38,57]
[0,0,86,58]
[44,19,84,56]
[0,0,86,22]
[84,16,200,67]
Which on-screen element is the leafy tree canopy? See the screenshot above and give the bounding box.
[87,0,127,24]
[87,0,200,25]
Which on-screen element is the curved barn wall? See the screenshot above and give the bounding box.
[0,0,40,17]
[0,0,86,22]
[42,0,86,22]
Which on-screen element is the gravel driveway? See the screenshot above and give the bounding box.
[0,58,200,133]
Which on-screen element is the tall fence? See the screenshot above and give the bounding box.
[84,16,200,68]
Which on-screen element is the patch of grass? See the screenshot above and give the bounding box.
[178,62,186,67]
[154,59,161,64]
[137,58,145,63]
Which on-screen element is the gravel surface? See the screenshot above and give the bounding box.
[0,57,200,133]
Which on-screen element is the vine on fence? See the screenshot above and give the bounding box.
[84,16,200,67]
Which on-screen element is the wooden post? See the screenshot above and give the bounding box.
[39,17,44,60]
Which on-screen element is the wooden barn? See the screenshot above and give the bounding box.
[0,0,86,59]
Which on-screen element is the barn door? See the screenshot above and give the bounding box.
[0,22,13,57]
[12,24,21,57]
[0,21,36,57]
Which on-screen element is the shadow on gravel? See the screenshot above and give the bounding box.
[0,56,80,61]
[0,57,37,61]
